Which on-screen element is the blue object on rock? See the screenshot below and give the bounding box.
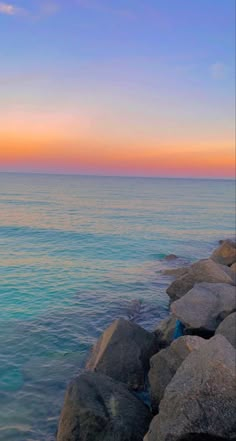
[134,389,152,409]
[173,320,184,339]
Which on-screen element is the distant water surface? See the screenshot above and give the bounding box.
[0,173,235,440]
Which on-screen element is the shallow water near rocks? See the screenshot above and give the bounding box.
[0,173,235,441]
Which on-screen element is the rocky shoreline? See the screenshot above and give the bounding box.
[56,239,236,441]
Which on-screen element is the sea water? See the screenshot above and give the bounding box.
[0,173,235,440]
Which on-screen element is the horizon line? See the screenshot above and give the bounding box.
[0,170,235,181]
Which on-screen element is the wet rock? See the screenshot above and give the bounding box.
[166,259,235,302]
[127,299,142,321]
[153,315,177,348]
[57,372,151,441]
[164,254,178,261]
[144,335,236,441]
[215,312,236,349]
[218,238,235,245]
[162,267,189,277]
[211,239,236,266]
[86,318,159,390]
[148,336,205,413]
[171,282,236,336]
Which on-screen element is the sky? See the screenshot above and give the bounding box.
[0,0,235,178]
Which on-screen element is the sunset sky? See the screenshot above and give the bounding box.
[0,0,235,178]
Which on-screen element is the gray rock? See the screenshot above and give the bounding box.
[171,282,236,335]
[211,239,236,266]
[149,336,205,413]
[57,372,151,441]
[153,315,177,348]
[215,312,236,349]
[86,318,159,390]
[166,258,235,302]
[144,335,236,441]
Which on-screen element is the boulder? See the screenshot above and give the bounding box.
[153,315,177,348]
[149,336,205,413]
[211,239,236,266]
[171,282,236,336]
[144,335,236,441]
[215,312,236,349]
[57,372,151,441]
[166,258,235,302]
[86,318,159,390]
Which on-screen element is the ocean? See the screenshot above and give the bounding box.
[0,173,235,441]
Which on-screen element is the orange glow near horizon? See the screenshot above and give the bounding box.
[1,131,235,178]
[0,106,235,179]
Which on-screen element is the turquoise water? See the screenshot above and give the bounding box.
[0,173,235,440]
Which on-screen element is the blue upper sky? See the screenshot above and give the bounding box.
[1,1,234,67]
[0,0,235,177]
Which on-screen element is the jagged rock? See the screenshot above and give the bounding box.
[166,259,235,301]
[149,336,205,413]
[211,239,236,266]
[215,312,236,349]
[144,335,236,441]
[171,282,236,336]
[57,372,151,441]
[153,315,177,348]
[86,318,159,390]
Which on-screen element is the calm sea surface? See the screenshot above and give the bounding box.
[0,173,235,440]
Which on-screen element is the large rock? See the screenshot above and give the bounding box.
[86,318,159,390]
[144,335,236,441]
[167,258,235,301]
[211,239,236,266]
[171,282,236,336]
[216,312,236,349]
[57,372,151,441]
[149,336,205,413]
[153,315,177,348]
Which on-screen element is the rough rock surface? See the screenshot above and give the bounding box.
[149,336,205,413]
[144,335,236,441]
[215,312,236,349]
[171,282,236,335]
[211,239,236,266]
[153,315,177,348]
[166,258,235,301]
[57,372,151,441]
[86,318,159,390]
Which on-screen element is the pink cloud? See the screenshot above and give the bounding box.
[0,2,24,15]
